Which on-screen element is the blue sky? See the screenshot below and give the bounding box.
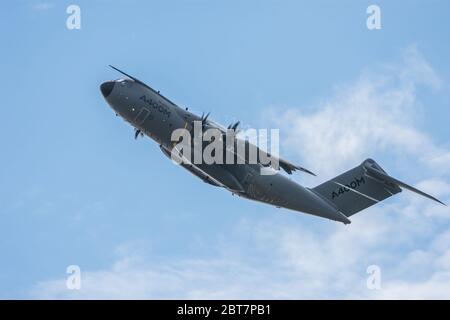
[1,0,450,298]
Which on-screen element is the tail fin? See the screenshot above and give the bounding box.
[312,158,445,217]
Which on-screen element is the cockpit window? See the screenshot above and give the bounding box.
[118,79,131,87]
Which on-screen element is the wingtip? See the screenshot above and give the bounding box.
[290,164,316,176]
[300,167,317,177]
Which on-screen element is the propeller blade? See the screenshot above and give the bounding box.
[134,129,141,140]
[232,121,240,130]
[199,112,211,131]
[109,65,154,92]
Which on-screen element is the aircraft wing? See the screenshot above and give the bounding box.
[166,145,245,193]
[203,120,316,176]
[273,156,316,176]
[228,138,316,176]
[256,147,316,176]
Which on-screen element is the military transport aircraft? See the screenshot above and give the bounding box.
[100,66,445,224]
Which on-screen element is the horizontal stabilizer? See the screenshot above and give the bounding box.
[363,161,446,206]
[312,158,445,217]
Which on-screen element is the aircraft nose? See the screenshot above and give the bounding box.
[100,81,115,98]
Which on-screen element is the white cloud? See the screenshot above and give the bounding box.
[371,229,450,299]
[30,46,450,299]
[29,193,450,299]
[272,45,448,180]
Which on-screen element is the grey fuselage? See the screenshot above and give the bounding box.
[100,78,350,224]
